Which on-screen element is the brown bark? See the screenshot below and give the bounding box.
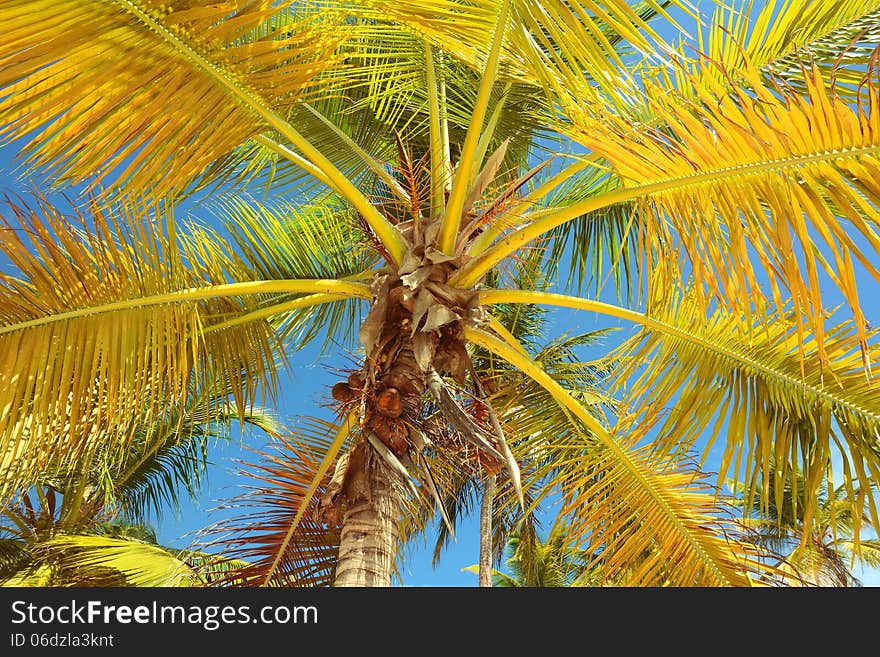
[332,455,404,587]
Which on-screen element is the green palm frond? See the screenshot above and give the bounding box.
[108,398,281,524]
[728,461,879,532]
[483,522,596,587]
[183,195,375,352]
[541,164,644,300]
[203,196,374,291]
[481,300,548,356]
[728,461,880,582]
[314,26,541,161]
[92,521,158,544]
[463,528,571,587]
[191,96,400,203]
[169,550,256,587]
[0,476,257,587]
[780,541,858,586]
[1,381,281,535]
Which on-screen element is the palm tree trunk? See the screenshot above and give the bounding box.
[479,474,496,587]
[333,456,403,587]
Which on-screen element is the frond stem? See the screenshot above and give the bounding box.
[479,288,880,424]
[0,280,372,336]
[425,43,447,220]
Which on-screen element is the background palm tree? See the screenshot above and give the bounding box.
[0,383,276,586]
[0,0,878,586]
[465,522,608,587]
[730,463,880,587]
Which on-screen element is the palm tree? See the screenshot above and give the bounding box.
[465,522,605,587]
[195,304,622,586]
[0,0,879,587]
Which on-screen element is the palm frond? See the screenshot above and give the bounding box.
[0,1,354,199]
[109,397,281,524]
[346,0,685,96]
[187,8,475,203]
[611,275,880,539]
[841,539,880,569]
[18,534,198,586]
[0,194,286,498]
[464,522,595,586]
[705,0,880,98]
[0,563,55,586]
[544,426,779,586]
[0,537,30,579]
[466,325,781,586]
[543,169,644,300]
[183,195,374,353]
[561,58,880,359]
[191,95,400,203]
[195,419,347,587]
[168,549,256,586]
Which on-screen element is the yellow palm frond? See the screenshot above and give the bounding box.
[459,53,880,297]
[707,0,880,95]
[1,563,54,587]
[0,195,366,498]
[479,282,880,545]
[0,196,203,497]
[26,534,198,586]
[346,0,685,97]
[610,274,880,540]
[548,434,774,586]
[0,1,352,199]
[562,60,880,360]
[465,326,775,586]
